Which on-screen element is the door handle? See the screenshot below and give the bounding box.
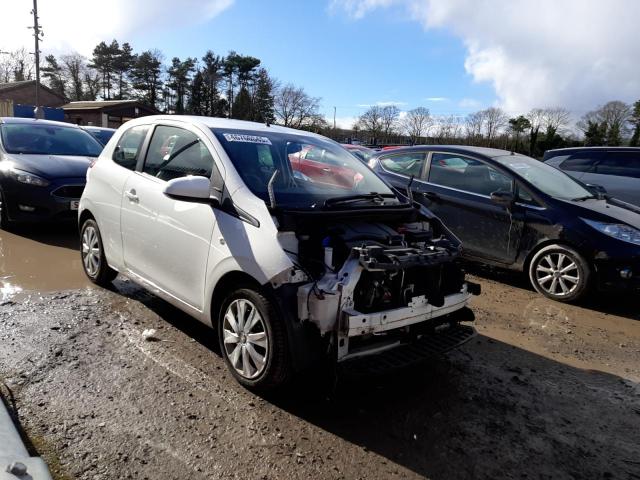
[125,189,139,203]
[421,191,440,202]
[321,167,331,172]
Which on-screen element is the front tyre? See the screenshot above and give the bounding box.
[0,187,12,230]
[80,218,118,286]
[529,244,591,303]
[218,288,291,391]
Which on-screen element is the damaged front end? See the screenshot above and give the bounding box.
[270,205,480,364]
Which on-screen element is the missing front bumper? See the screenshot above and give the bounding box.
[339,308,476,374]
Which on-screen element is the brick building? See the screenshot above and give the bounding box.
[62,100,158,128]
[0,80,67,108]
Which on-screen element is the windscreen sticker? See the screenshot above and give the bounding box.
[223,133,272,145]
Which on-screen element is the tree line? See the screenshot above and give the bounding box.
[353,100,640,156]
[2,42,639,153]
[0,41,324,130]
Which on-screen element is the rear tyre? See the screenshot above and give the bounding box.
[80,218,118,286]
[528,244,591,303]
[0,188,12,230]
[218,287,291,391]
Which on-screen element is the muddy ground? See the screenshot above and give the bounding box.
[1,226,639,480]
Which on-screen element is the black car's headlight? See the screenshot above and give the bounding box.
[582,218,640,246]
[8,168,50,187]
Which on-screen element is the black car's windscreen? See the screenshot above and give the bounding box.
[212,129,399,209]
[86,129,115,146]
[494,154,593,201]
[1,123,103,157]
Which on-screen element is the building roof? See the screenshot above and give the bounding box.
[0,80,66,100]
[61,100,158,113]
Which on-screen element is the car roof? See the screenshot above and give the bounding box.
[546,146,640,153]
[0,117,82,128]
[124,115,327,140]
[370,144,515,159]
[81,126,116,132]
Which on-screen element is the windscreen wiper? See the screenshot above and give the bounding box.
[571,195,597,202]
[323,192,396,207]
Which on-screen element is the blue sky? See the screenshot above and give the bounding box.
[135,0,494,126]
[4,0,639,126]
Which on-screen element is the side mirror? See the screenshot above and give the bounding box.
[490,191,515,208]
[163,175,216,204]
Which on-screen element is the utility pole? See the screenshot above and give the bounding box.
[30,0,44,119]
[333,106,336,130]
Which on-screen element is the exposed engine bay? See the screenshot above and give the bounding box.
[271,206,480,361]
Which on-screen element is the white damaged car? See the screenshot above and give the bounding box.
[79,116,479,390]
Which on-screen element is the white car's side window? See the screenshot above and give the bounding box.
[112,125,149,170]
[143,125,215,181]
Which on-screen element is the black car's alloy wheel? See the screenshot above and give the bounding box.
[218,287,290,391]
[80,218,118,286]
[529,244,591,302]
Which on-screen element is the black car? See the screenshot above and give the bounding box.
[81,126,116,146]
[0,117,103,228]
[369,145,640,302]
[544,147,640,207]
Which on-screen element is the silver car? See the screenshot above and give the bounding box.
[544,147,640,206]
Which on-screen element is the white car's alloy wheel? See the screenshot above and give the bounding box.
[82,225,101,277]
[222,298,269,380]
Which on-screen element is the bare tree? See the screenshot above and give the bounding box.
[355,106,383,144]
[380,105,400,140]
[465,110,485,143]
[273,83,321,128]
[402,107,432,144]
[483,107,508,146]
[61,53,87,101]
[0,48,35,83]
[542,107,571,133]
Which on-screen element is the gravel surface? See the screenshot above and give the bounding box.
[1,271,639,480]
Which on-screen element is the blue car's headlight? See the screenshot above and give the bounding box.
[582,218,640,246]
[8,168,50,187]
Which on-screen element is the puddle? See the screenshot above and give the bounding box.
[0,225,90,301]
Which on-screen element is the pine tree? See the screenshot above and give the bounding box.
[232,86,252,120]
[253,68,274,123]
[630,100,640,147]
[130,50,163,109]
[42,54,66,98]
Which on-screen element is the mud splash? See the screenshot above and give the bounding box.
[0,226,89,301]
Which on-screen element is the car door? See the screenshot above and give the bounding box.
[91,124,151,267]
[420,152,522,264]
[376,150,427,195]
[585,151,640,206]
[120,124,220,311]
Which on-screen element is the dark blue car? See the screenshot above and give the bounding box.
[0,117,103,227]
[369,145,640,302]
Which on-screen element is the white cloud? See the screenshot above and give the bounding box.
[333,0,640,113]
[1,0,234,56]
[425,97,447,102]
[334,115,359,128]
[458,98,481,109]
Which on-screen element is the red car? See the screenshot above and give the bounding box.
[341,144,376,164]
[289,145,363,189]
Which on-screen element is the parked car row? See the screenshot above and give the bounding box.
[368,146,640,302]
[1,115,639,390]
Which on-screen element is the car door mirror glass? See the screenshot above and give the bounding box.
[163,175,212,203]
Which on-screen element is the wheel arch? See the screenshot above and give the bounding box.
[523,238,591,275]
[210,270,262,328]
